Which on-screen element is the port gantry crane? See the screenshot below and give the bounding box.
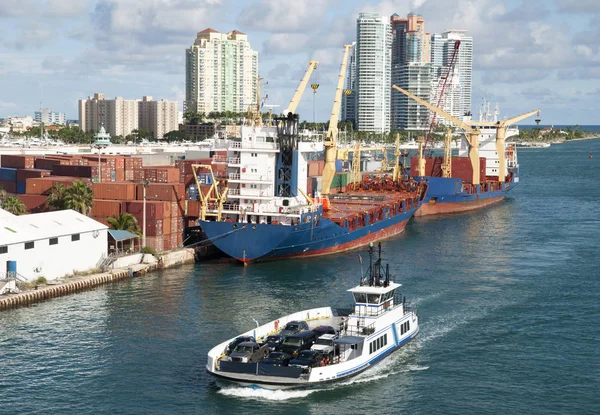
[321,44,353,210]
[469,109,540,184]
[392,84,483,185]
[283,60,318,116]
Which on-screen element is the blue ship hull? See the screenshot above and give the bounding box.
[200,206,419,263]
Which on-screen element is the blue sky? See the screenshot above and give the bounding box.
[0,0,599,125]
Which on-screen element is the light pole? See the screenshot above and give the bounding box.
[140,179,150,248]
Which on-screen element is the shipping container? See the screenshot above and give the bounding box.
[93,182,137,200]
[25,176,91,195]
[144,236,164,252]
[90,199,122,217]
[53,164,93,178]
[130,215,163,237]
[186,200,201,217]
[124,200,169,219]
[17,194,48,213]
[0,154,35,169]
[16,181,26,194]
[0,179,16,193]
[137,183,185,202]
[0,167,17,182]
[16,168,52,182]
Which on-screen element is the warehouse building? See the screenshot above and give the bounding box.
[0,208,108,282]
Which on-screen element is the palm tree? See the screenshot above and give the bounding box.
[107,213,141,236]
[64,180,94,215]
[2,196,26,215]
[0,185,7,206]
[46,183,68,211]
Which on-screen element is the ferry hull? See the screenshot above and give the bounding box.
[200,207,418,264]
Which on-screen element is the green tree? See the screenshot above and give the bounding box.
[64,180,94,215]
[46,183,68,211]
[107,212,141,236]
[2,195,26,215]
[164,130,186,142]
[0,185,7,203]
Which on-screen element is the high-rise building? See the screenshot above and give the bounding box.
[390,13,432,131]
[355,13,392,133]
[78,93,139,138]
[341,43,357,128]
[138,96,179,139]
[430,30,473,124]
[185,29,258,115]
[34,108,66,125]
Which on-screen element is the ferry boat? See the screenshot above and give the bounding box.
[205,243,419,390]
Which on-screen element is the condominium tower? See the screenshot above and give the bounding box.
[391,13,432,131]
[78,93,138,137]
[185,29,258,115]
[341,43,357,128]
[355,13,392,133]
[34,108,66,125]
[138,96,179,139]
[430,30,473,124]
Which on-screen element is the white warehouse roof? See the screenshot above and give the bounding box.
[0,208,108,245]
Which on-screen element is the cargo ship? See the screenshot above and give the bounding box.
[197,46,426,264]
[392,85,539,217]
[197,117,424,264]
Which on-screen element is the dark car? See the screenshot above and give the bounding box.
[264,334,285,352]
[290,350,325,372]
[260,351,292,367]
[279,320,309,337]
[312,325,336,337]
[279,330,318,357]
[225,335,256,355]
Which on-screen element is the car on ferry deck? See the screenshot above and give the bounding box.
[279,330,318,357]
[264,334,286,352]
[229,341,268,363]
[225,335,256,356]
[289,350,326,373]
[260,351,292,367]
[312,325,336,337]
[279,321,309,337]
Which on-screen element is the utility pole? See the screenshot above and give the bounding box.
[141,179,150,248]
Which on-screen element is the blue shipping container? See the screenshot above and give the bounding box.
[0,167,17,181]
[335,159,343,172]
[16,181,26,194]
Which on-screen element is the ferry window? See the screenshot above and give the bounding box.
[354,293,366,303]
[49,238,58,245]
[407,321,410,331]
[71,234,80,242]
[401,324,405,335]
[377,338,381,349]
[0,246,7,254]
[367,294,380,304]
[25,241,34,250]
[384,334,387,345]
[370,343,373,354]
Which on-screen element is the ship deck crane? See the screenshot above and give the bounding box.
[392,84,482,185]
[321,44,353,210]
[470,109,540,183]
[336,145,389,184]
[191,164,228,222]
[283,60,318,115]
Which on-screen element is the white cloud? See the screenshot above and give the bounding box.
[238,0,335,33]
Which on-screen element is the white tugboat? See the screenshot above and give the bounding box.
[206,242,419,390]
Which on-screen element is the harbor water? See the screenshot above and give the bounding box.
[1,139,599,414]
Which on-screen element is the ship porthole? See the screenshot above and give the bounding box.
[233,224,237,229]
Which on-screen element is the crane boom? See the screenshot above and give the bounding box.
[321,44,353,209]
[392,84,482,185]
[284,60,318,115]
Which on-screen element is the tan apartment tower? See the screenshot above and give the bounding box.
[138,96,179,139]
[78,93,138,138]
[185,28,258,115]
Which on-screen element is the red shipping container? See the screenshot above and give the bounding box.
[162,217,172,235]
[53,165,93,178]
[125,200,168,219]
[131,215,163,236]
[162,234,172,252]
[26,176,91,195]
[144,236,164,252]
[34,158,61,170]
[18,194,48,213]
[137,183,185,202]
[0,179,16,193]
[1,155,35,169]
[93,182,137,200]
[186,200,201,217]
[16,168,52,181]
[90,199,122,217]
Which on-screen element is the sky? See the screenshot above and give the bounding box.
[0,0,599,125]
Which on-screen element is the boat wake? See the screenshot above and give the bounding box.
[217,386,319,401]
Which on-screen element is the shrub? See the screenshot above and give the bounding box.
[141,246,156,255]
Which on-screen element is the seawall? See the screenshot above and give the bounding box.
[0,248,196,312]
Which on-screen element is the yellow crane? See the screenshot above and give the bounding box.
[191,164,228,221]
[392,84,482,185]
[441,127,453,178]
[336,145,388,184]
[321,44,353,210]
[283,60,318,115]
[470,109,540,183]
